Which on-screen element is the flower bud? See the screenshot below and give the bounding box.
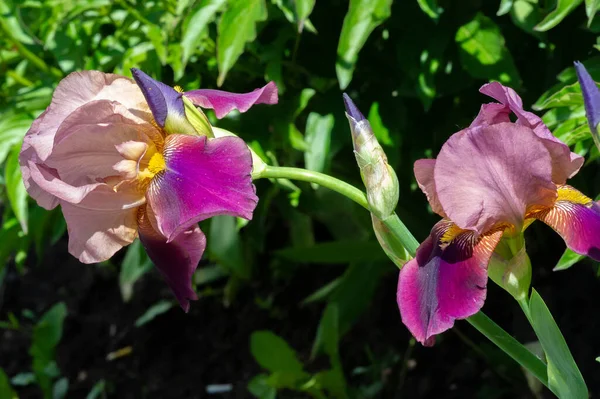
[574,61,600,152]
[488,234,532,301]
[343,94,399,220]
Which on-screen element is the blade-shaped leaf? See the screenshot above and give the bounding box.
[553,248,585,271]
[304,112,334,186]
[217,0,267,86]
[529,290,588,398]
[586,0,600,24]
[250,331,305,374]
[119,239,153,302]
[497,0,514,15]
[416,0,442,20]
[0,368,16,399]
[535,0,584,31]
[336,0,392,89]
[295,0,316,32]
[209,215,249,279]
[181,0,227,67]
[5,144,28,233]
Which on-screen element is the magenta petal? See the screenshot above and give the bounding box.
[397,221,503,345]
[147,134,258,240]
[434,123,557,233]
[138,207,205,312]
[184,81,278,119]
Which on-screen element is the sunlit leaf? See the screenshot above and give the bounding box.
[304,112,334,185]
[217,0,267,86]
[497,0,514,15]
[535,0,584,31]
[336,0,392,89]
[368,102,393,147]
[585,0,600,24]
[416,0,442,20]
[181,0,226,67]
[295,0,315,32]
[529,290,588,398]
[533,82,583,110]
[455,13,521,86]
[250,331,306,374]
[5,144,28,233]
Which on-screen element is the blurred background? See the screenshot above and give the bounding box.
[1,0,600,397]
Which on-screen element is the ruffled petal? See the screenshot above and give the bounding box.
[131,68,196,135]
[184,81,278,119]
[397,220,503,346]
[46,100,161,186]
[434,123,557,233]
[476,82,583,181]
[147,134,257,240]
[531,185,600,261]
[138,205,204,312]
[414,159,446,217]
[61,202,138,263]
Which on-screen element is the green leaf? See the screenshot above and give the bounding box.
[534,0,584,31]
[119,240,153,302]
[368,102,393,147]
[295,0,315,32]
[30,303,67,399]
[276,240,388,264]
[0,368,16,399]
[533,82,583,110]
[304,113,334,185]
[217,0,267,86]
[0,112,32,164]
[529,290,588,398]
[250,331,305,374]
[455,13,521,86]
[181,0,227,67]
[146,25,167,65]
[497,0,514,15]
[301,277,342,305]
[52,377,68,399]
[416,0,442,20]
[5,144,28,233]
[0,0,34,44]
[209,215,250,279]
[336,0,392,89]
[135,300,174,327]
[85,380,106,399]
[247,374,276,399]
[554,248,585,271]
[586,0,600,24]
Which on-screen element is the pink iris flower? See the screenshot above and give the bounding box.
[398,82,600,346]
[19,69,278,311]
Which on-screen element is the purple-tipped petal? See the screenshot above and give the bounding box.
[138,206,204,312]
[131,68,195,134]
[147,134,258,241]
[475,81,583,182]
[184,81,278,119]
[434,123,557,234]
[531,185,600,261]
[342,93,365,122]
[574,61,600,138]
[397,220,503,345]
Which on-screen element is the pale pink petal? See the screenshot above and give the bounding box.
[147,134,257,241]
[138,205,204,311]
[414,159,446,217]
[434,123,557,233]
[397,220,503,345]
[45,101,160,186]
[61,201,138,263]
[184,81,278,119]
[20,138,59,209]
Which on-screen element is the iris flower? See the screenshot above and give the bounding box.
[19,69,277,310]
[397,82,600,346]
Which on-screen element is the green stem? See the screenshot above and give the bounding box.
[258,166,369,210]
[258,165,550,390]
[466,312,550,390]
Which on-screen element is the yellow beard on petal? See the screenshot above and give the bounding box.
[556,185,592,205]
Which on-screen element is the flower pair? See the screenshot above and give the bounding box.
[20,69,277,310]
[398,79,600,346]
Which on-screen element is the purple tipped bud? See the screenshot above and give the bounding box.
[574,61,600,150]
[343,93,365,122]
[343,95,398,219]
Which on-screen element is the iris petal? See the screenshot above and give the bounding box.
[531,185,600,261]
[147,134,257,241]
[138,206,205,312]
[184,81,278,119]
[397,220,503,345]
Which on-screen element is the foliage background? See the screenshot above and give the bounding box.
[1,0,600,397]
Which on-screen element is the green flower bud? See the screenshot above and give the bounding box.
[488,234,532,301]
[343,94,399,220]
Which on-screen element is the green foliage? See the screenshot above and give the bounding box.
[135,300,175,327]
[529,290,588,399]
[553,248,585,271]
[119,239,153,302]
[0,368,17,399]
[336,0,392,89]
